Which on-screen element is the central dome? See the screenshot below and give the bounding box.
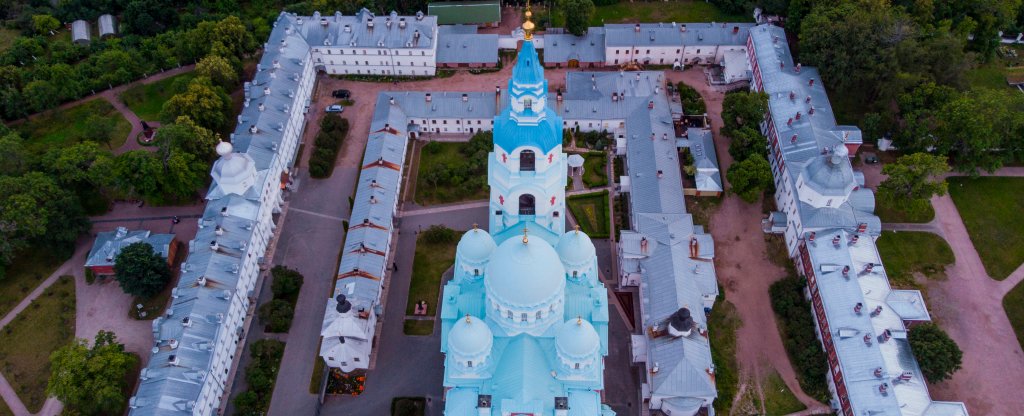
[485,235,565,307]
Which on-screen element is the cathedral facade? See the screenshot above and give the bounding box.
[438,23,615,416]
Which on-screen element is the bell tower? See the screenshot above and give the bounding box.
[487,6,567,243]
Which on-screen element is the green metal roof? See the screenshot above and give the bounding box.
[428,0,501,25]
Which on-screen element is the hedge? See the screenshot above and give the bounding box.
[309,114,349,178]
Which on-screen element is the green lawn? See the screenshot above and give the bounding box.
[119,72,196,121]
[685,195,721,228]
[875,196,935,223]
[0,249,67,318]
[414,142,489,205]
[589,0,750,25]
[967,45,1024,90]
[16,99,131,150]
[579,152,608,188]
[405,234,457,316]
[1003,281,1024,351]
[762,370,806,415]
[876,231,954,288]
[709,299,740,415]
[402,319,435,336]
[0,398,10,416]
[0,275,76,412]
[948,177,1024,280]
[567,190,611,238]
[0,29,18,54]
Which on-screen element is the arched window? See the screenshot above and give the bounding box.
[536,310,543,320]
[519,194,536,216]
[507,310,513,319]
[520,150,536,171]
[524,98,533,110]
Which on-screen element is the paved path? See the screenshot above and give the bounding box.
[667,68,831,413]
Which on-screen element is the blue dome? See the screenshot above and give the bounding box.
[556,318,600,359]
[457,228,496,264]
[485,235,565,307]
[556,229,596,267]
[447,315,493,357]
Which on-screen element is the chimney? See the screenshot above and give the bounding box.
[808,231,816,242]
[864,263,875,273]
[795,63,801,73]
[732,26,739,34]
[648,100,654,109]
[634,23,640,32]
[215,226,224,236]
[809,107,815,115]
[879,329,892,343]
[795,111,802,120]
[209,240,219,251]
[787,118,793,126]
[850,234,859,244]
[791,134,797,144]
[879,383,889,396]
[425,93,432,102]
[263,87,271,96]
[863,334,872,346]
[462,93,468,102]
[809,78,815,86]
[831,235,841,247]
[854,302,863,314]
[258,103,265,112]
[842,265,850,278]
[250,125,258,134]
[871,305,883,317]
[389,97,395,105]
[789,91,795,100]
[874,367,884,378]
[220,206,229,216]
[805,95,811,103]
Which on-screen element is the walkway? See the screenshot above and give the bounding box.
[668,68,831,413]
[909,193,1024,414]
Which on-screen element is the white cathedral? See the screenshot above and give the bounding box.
[437,13,616,416]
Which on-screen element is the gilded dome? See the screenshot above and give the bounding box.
[485,234,565,307]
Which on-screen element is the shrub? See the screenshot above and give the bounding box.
[233,339,285,415]
[769,276,830,402]
[259,299,295,333]
[84,268,96,285]
[309,115,349,178]
[421,225,456,244]
[676,82,706,115]
[270,266,304,301]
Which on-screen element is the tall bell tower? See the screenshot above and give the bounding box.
[487,6,567,244]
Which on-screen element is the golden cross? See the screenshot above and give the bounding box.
[522,226,529,244]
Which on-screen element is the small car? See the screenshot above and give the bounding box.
[325,105,344,113]
[863,153,880,164]
[331,89,351,99]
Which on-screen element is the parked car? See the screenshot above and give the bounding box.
[325,105,344,113]
[331,89,351,99]
[863,152,879,164]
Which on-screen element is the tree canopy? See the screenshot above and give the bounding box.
[726,153,773,203]
[113,241,171,298]
[908,323,963,383]
[721,91,768,134]
[47,331,138,416]
[561,0,595,36]
[160,76,232,131]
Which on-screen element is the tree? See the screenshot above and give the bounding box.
[726,154,773,203]
[878,153,949,214]
[0,132,30,176]
[721,91,768,134]
[157,116,220,161]
[933,88,1024,175]
[113,241,171,298]
[195,54,238,89]
[75,113,117,146]
[47,331,138,416]
[122,0,178,36]
[23,80,59,114]
[799,2,899,98]
[0,172,89,263]
[31,14,60,35]
[111,150,163,199]
[561,0,595,36]
[160,77,232,131]
[908,323,963,383]
[184,16,256,60]
[41,141,114,188]
[158,149,207,200]
[726,126,765,161]
[259,299,295,333]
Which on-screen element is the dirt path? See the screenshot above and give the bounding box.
[921,194,1024,415]
[667,68,830,414]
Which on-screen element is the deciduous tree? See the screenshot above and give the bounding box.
[561,0,595,36]
[31,14,60,35]
[47,331,138,416]
[721,91,768,134]
[195,54,238,89]
[113,241,171,298]
[160,77,232,131]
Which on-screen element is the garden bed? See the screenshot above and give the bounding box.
[567,190,611,238]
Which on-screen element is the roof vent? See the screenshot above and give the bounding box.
[335,294,352,313]
[168,339,179,349]
[477,394,491,409]
[416,11,424,20]
[667,307,694,337]
[209,240,219,251]
[399,18,406,29]
[250,125,258,134]
[344,24,351,33]
[198,275,208,286]
[462,93,468,102]
[320,18,328,26]
[168,355,180,366]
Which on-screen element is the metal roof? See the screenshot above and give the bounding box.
[98,14,116,37]
[130,13,315,415]
[435,30,498,64]
[294,9,437,50]
[803,229,967,416]
[85,227,175,268]
[428,0,501,25]
[71,20,90,43]
[678,128,723,193]
[603,22,752,48]
[544,28,606,63]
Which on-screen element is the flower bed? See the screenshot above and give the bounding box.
[326,368,366,396]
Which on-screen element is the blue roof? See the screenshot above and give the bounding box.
[512,40,544,86]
